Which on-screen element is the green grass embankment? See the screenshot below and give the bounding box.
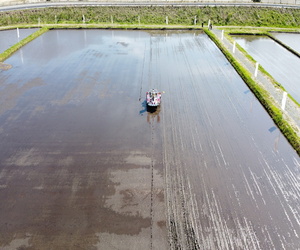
[0,6,300,27]
[205,28,300,155]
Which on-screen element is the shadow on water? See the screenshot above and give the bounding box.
[139,100,148,115]
[147,105,161,124]
[147,105,159,114]
[139,100,161,123]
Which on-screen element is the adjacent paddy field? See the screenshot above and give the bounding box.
[232,33,300,104]
[0,29,299,249]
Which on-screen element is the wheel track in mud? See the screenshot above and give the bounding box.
[145,31,300,249]
[150,116,155,250]
[161,36,203,249]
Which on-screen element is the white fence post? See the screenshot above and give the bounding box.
[233,41,236,53]
[254,62,259,78]
[281,92,287,111]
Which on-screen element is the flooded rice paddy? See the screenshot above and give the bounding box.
[0,28,38,53]
[0,29,299,249]
[272,32,300,53]
[232,34,300,104]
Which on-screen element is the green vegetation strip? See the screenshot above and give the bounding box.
[0,6,300,27]
[0,27,48,61]
[205,28,300,155]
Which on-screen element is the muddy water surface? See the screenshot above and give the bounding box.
[232,35,300,104]
[0,29,299,249]
[0,29,166,249]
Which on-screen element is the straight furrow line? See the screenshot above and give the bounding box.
[262,156,300,235]
[262,225,276,249]
[243,217,261,249]
[242,170,257,202]
[211,141,222,168]
[281,158,300,199]
[249,169,266,205]
[216,140,227,167]
[262,167,279,196]
[231,183,242,208]
[150,118,155,250]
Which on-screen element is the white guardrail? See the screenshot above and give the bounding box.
[0,0,300,7]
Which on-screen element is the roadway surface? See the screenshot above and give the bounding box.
[1,1,300,12]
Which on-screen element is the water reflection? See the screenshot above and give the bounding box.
[268,126,281,152]
[244,89,256,112]
[274,130,281,152]
[147,105,161,124]
[17,28,20,41]
[139,100,147,115]
[20,48,24,64]
[84,30,87,46]
[139,100,161,123]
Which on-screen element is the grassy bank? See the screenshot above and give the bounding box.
[0,6,300,27]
